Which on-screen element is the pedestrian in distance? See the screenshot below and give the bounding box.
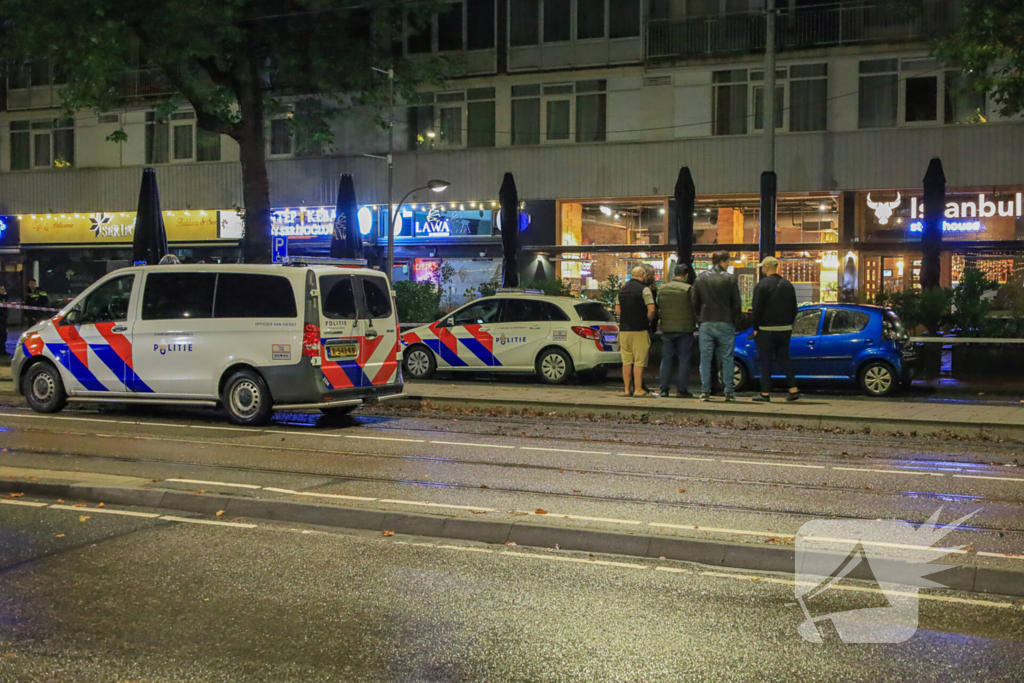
[24,279,49,328]
[657,263,696,398]
[616,266,656,397]
[691,251,742,402]
[750,256,800,402]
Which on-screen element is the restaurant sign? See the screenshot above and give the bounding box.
[19,210,240,245]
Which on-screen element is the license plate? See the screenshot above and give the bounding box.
[603,334,617,343]
[325,342,359,360]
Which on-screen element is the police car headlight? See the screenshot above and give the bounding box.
[17,331,29,347]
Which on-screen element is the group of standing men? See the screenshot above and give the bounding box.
[616,251,801,403]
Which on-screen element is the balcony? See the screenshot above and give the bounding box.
[646,1,958,60]
[116,67,176,100]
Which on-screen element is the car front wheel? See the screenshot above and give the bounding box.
[733,361,748,392]
[403,345,436,380]
[536,348,574,384]
[860,361,896,397]
[23,362,67,413]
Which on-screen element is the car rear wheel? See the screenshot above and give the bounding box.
[23,362,67,414]
[403,345,436,380]
[222,369,273,426]
[733,361,748,392]
[536,348,574,385]
[860,361,896,397]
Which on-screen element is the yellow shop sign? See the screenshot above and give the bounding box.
[20,210,239,245]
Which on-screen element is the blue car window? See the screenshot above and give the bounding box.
[824,309,870,335]
[792,309,822,337]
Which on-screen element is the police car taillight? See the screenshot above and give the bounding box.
[571,326,601,340]
[302,324,322,357]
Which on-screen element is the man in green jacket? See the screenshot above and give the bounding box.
[656,263,697,398]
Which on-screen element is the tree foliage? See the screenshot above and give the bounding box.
[1,0,449,262]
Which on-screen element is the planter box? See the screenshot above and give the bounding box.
[952,343,1024,379]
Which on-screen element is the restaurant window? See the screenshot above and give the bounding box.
[438,1,464,51]
[545,84,572,141]
[270,118,293,155]
[467,0,495,50]
[437,91,465,146]
[713,69,747,136]
[467,87,496,148]
[145,111,169,164]
[944,70,986,124]
[171,111,195,160]
[196,127,221,162]
[544,0,571,42]
[609,0,641,38]
[789,63,827,132]
[9,121,30,170]
[577,0,606,39]
[575,80,606,143]
[858,59,898,129]
[510,0,540,46]
[511,84,541,145]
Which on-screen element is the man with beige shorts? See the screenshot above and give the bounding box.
[615,266,656,396]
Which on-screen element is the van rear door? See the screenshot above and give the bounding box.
[355,274,400,386]
[317,272,363,389]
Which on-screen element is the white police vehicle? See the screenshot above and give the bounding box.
[12,260,402,426]
[401,291,620,384]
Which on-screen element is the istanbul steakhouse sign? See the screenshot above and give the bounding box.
[866,191,1023,236]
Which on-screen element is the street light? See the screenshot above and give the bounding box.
[387,179,452,265]
[370,65,395,277]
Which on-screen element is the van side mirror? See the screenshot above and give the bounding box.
[64,306,81,326]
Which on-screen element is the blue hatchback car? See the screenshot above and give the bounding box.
[732,304,916,397]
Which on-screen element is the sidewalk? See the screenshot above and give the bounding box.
[400,380,1024,441]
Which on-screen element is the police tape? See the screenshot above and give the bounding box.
[0,302,62,312]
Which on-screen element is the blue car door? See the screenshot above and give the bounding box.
[787,308,824,378]
[817,308,874,379]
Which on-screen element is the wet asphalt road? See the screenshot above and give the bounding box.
[2,501,1024,682]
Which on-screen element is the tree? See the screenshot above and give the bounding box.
[1,0,447,262]
[932,0,1024,117]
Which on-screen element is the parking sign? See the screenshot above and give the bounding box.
[272,236,288,263]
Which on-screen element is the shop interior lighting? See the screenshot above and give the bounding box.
[659,208,666,215]
[599,206,613,215]
[819,204,827,211]
[426,131,436,138]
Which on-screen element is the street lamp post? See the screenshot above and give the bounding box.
[388,180,452,248]
[371,66,395,278]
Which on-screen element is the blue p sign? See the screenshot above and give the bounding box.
[272,236,288,264]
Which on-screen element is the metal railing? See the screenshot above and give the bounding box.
[116,67,175,100]
[647,1,959,60]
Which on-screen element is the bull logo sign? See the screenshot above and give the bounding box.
[866,192,901,225]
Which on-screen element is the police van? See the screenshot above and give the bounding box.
[12,261,403,426]
[401,291,620,384]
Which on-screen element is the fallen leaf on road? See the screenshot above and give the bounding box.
[589,553,595,557]
[535,509,548,515]
[215,510,225,517]
[79,516,89,522]
[471,510,487,514]
[7,493,24,498]
[3,653,16,657]
[572,489,580,493]
[29,477,39,482]
[505,541,517,546]
[679,489,686,493]
[55,534,65,538]
[233,517,245,522]
[558,470,564,473]
[97,503,105,508]
[964,546,974,552]
[383,530,395,537]
[57,499,64,503]
[480,484,488,488]
[751,577,761,582]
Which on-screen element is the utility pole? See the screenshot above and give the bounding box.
[386,68,395,280]
[759,0,778,265]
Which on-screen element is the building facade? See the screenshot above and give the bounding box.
[0,0,1022,308]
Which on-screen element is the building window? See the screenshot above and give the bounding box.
[10,121,30,170]
[171,111,195,160]
[467,87,496,148]
[30,58,50,87]
[53,118,74,167]
[30,121,53,168]
[270,119,292,155]
[437,91,465,146]
[512,84,541,145]
[145,112,169,164]
[467,0,495,50]
[753,69,784,131]
[577,0,606,39]
[407,12,433,53]
[8,63,30,90]
[510,0,540,46]
[713,69,747,136]
[544,0,571,42]
[789,63,828,132]
[608,0,640,38]
[903,59,938,123]
[438,1,464,51]
[575,80,606,142]
[944,70,986,124]
[407,95,436,149]
[545,83,573,141]
[858,59,898,129]
[196,127,221,162]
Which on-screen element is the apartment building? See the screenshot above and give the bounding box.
[0,0,1021,307]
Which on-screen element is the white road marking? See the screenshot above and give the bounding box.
[562,515,643,525]
[702,571,1014,609]
[799,535,967,555]
[521,446,610,455]
[274,489,377,502]
[344,435,426,443]
[618,453,715,462]
[649,522,795,539]
[655,566,689,574]
[977,551,1024,560]
[159,515,256,528]
[429,440,515,449]
[720,459,826,470]
[436,544,494,554]
[48,504,160,518]
[953,474,1024,483]
[504,551,646,570]
[0,413,50,419]
[379,499,497,512]
[832,467,944,477]
[48,416,116,424]
[189,425,254,432]
[166,478,262,490]
[0,499,49,507]
[121,421,189,428]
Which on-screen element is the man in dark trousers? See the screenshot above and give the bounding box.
[656,263,696,398]
[750,256,800,402]
[691,251,742,402]
[616,266,656,397]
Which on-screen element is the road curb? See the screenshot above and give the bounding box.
[4,478,1024,599]
[392,395,1024,442]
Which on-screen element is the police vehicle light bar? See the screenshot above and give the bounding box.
[283,257,368,267]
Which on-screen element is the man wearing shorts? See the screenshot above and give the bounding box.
[616,266,656,396]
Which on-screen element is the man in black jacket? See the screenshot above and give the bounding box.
[691,251,742,402]
[616,266,656,396]
[750,256,800,402]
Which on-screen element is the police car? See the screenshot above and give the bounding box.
[401,291,620,384]
[12,260,403,426]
